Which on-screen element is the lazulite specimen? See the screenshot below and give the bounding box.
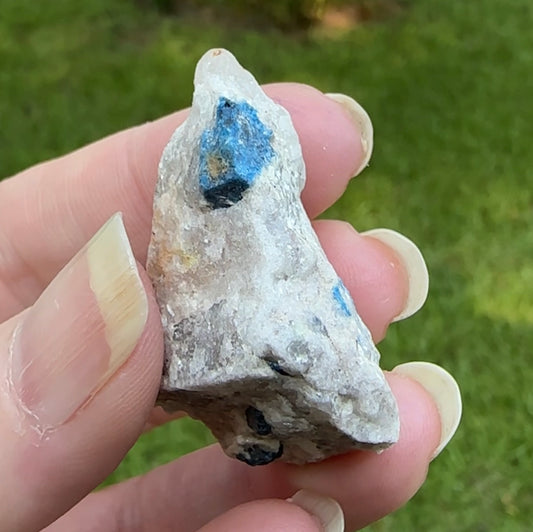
[147,49,399,465]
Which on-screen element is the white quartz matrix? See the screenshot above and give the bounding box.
[147,49,399,465]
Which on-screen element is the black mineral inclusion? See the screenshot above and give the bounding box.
[236,443,284,466]
[245,406,272,436]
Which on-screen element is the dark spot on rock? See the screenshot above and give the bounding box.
[266,359,292,376]
[261,348,294,376]
[162,357,169,377]
[246,406,272,435]
[203,178,250,209]
[310,315,329,337]
[236,443,284,466]
[172,323,181,342]
[172,317,198,342]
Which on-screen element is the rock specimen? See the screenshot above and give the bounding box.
[147,49,399,465]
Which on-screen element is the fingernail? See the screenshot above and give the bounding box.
[361,228,429,321]
[288,489,345,532]
[393,361,462,460]
[325,92,373,177]
[8,213,148,432]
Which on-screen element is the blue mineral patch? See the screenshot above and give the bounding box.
[199,97,274,209]
[332,280,355,317]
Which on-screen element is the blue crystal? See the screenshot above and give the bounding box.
[199,97,274,209]
[332,280,354,317]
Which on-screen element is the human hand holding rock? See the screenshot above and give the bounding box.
[0,80,460,531]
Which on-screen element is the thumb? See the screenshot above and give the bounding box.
[0,214,163,531]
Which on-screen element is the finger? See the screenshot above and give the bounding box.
[0,83,366,319]
[143,405,187,432]
[0,215,164,531]
[264,83,369,213]
[46,366,460,532]
[197,493,343,532]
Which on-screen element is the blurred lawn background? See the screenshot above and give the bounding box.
[1,0,532,530]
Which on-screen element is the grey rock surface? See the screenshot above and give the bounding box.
[147,48,399,465]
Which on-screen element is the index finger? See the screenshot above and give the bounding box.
[0,83,366,316]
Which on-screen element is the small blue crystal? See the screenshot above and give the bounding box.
[199,97,274,209]
[332,280,354,317]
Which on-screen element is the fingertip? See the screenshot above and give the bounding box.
[362,228,429,323]
[264,83,365,218]
[391,362,462,460]
[95,258,164,437]
[290,490,345,532]
[325,92,373,177]
[197,498,323,532]
[385,371,442,466]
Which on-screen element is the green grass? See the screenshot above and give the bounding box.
[2,0,532,529]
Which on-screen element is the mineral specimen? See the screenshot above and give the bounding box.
[147,48,399,465]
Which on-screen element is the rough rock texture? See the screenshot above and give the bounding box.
[147,49,399,465]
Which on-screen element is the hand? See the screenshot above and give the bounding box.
[0,83,461,531]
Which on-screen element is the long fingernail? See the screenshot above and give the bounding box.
[8,213,148,432]
[361,228,429,321]
[393,362,462,460]
[288,489,345,532]
[325,92,373,177]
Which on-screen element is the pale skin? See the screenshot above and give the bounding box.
[0,83,441,531]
